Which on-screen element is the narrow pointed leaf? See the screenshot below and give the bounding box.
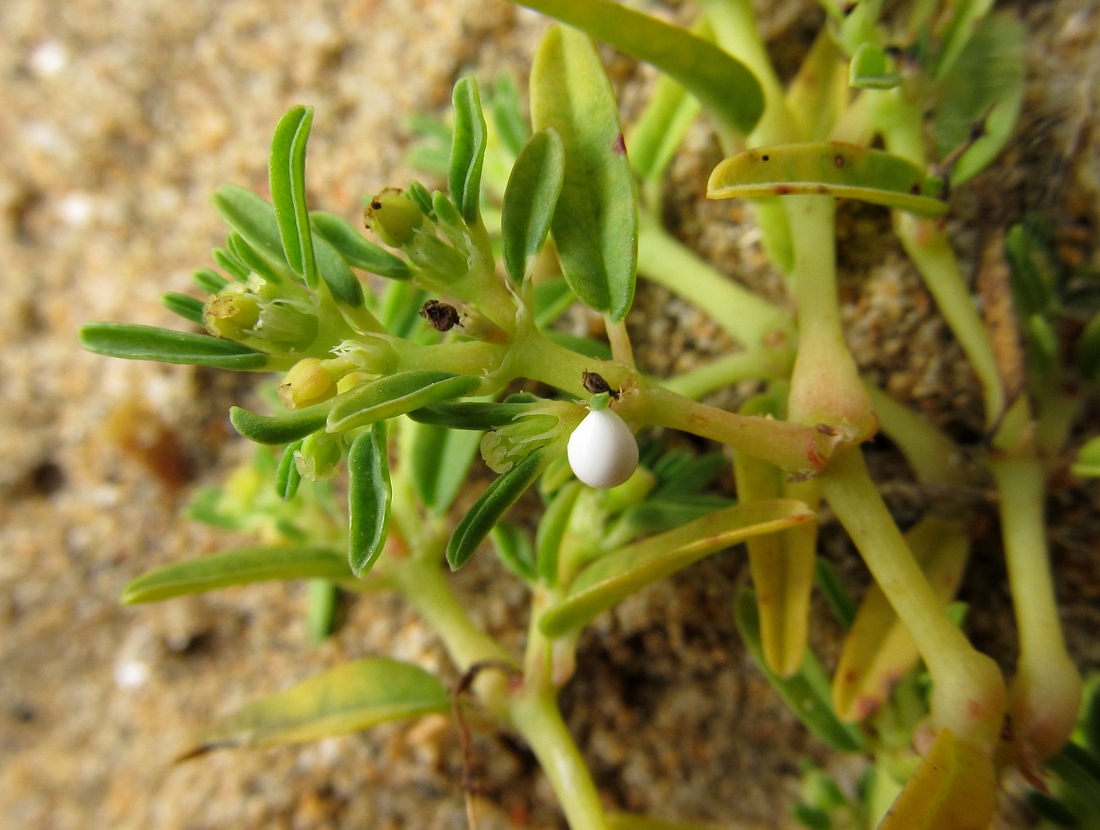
[406,180,436,218]
[514,0,763,138]
[379,280,428,339]
[533,276,576,328]
[327,371,480,433]
[531,25,638,322]
[490,72,530,157]
[347,422,391,577]
[502,129,565,283]
[833,516,969,722]
[81,323,268,370]
[734,402,819,679]
[211,185,290,272]
[276,439,305,500]
[121,545,351,604]
[407,400,540,430]
[227,232,290,284]
[270,106,319,288]
[177,657,449,758]
[310,211,411,280]
[878,728,996,830]
[653,452,726,498]
[311,230,364,308]
[600,496,732,551]
[409,420,484,516]
[449,77,487,225]
[213,247,251,281]
[193,268,229,294]
[539,499,815,637]
[536,480,583,587]
[230,400,332,445]
[734,590,865,752]
[542,330,613,360]
[848,42,900,89]
[933,0,995,81]
[708,143,947,216]
[161,293,206,325]
[815,558,856,631]
[491,521,538,583]
[447,449,551,571]
[628,70,699,184]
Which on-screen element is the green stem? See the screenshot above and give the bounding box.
[508,683,609,830]
[604,316,635,368]
[819,448,1006,746]
[392,557,516,716]
[509,327,824,472]
[894,213,1005,427]
[785,195,875,438]
[988,455,1081,760]
[697,0,801,148]
[872,89,1006,428]
[636,385,825,472]
[662,346,793,399]
[863,382,964,486]
[638,215,794,348]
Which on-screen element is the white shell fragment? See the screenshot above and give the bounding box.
[567,408,639,489]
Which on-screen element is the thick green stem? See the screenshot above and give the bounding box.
[508,684,610,830]
[989,456,1081,760]
[819,448,1006,747]
[509,326,825,472]
[894,213,1005,427]
[392,558,516,716]
[698,0,801,148]
[638,215,794,348]
[785,195,875,439]
[872,89,1006,428]
[863,382,964,486]
[663,346,793,399]
[637,384,826,472]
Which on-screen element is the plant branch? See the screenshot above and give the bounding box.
[819,447,1006,747]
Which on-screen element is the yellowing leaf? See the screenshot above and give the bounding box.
[177,657,449,759]
[833,517,969,722]
[878,728,996,830]
[708,143,947,216]
[539,499,815,637]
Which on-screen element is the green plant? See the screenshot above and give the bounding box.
[80,2,1096,828]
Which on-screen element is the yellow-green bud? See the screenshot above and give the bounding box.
[278,358,337,410]
[203,292,260,339]
[364,188,424,248]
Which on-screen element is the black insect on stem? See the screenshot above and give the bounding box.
[420,300,462,332]
[582,370,619,399]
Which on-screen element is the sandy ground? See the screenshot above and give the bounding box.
[1,1,1098,828]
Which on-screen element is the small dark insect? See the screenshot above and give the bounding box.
[582,370,618,398]
[420,300,461,332]
[834,154,845,168]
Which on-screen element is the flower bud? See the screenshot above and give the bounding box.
[203,292,260,339]
[279,358,337,410]
[294,431,343,480]
[365,188,425,248]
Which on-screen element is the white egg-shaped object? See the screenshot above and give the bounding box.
[567,408,639,489]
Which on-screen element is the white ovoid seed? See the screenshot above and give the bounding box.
[567,408,639,489]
